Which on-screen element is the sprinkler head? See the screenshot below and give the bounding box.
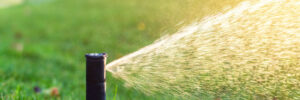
[86,53,107,100]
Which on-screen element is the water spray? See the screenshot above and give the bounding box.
[107,0,300,99]
[85,53,107,100]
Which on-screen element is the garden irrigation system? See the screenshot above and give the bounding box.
[85,53,107,100]
[82,0,300,99]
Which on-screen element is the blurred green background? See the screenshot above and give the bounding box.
[0,0,243,99]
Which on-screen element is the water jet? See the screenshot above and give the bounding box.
[107,0,300,99]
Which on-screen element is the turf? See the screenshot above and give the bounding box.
[0,0,243,99]
[0,0,186,99]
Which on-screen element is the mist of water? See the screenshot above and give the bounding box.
[107,0,300,99]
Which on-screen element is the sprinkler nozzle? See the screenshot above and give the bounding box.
[86,53,107,100]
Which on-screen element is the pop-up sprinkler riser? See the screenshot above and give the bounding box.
[85,53,107,100]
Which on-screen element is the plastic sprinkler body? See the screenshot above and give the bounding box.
[85,53,107,100]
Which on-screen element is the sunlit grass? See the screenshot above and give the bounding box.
[0,0,23,8]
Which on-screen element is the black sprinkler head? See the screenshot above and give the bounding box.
[86,53,107,100]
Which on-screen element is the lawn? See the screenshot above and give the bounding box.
[0,0,243,99]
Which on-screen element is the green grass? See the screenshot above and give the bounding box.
[0,0,185,99]
[0,0,244,99]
